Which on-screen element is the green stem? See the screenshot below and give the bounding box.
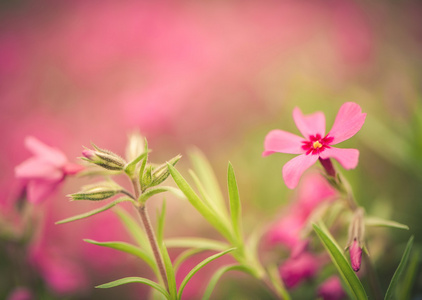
[131,178,168,292]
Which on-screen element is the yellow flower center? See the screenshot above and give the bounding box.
[313,141,323,149]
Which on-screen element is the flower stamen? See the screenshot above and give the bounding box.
[313,141,322,149]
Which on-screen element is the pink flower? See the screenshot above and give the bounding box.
[317,276,346,300]
[263,102,366,189]
[279,252,320,288]
[14,136,83,204]
[6,287,34,300]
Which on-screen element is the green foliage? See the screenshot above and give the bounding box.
[56,197,136,224]
[385,236,414,300]
[96,277,170,299]
[313,222,367,300]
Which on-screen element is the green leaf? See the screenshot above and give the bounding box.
[365,217,409,230]
[56,197,135,224]
[173,248,206,272]
[202,264,250,300]
[138,186,185,204]
[84,239,157,274]
[113,207,149,247]
[189,148,228,219]
[178,248,236,300]
[96,276,169,299]
[313,223,367,300]
[165,237,229,251]
[399,248,420,300]
[227,162,242,243]
[168,164,233,242]
[124,151,149,177]
[160,241,177,299]
[267,264,291,300]
[385,236,414,300]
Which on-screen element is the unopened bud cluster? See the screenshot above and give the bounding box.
[346,207,365,272]
[140,155,181,191]
[82,144,126,171]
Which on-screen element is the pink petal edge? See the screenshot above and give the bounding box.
[25,136,67,166]
[263,129,305,155]
[319,147,359,170]
[282,154,319,189]
[328,102,366,145]
[293,107,326,139]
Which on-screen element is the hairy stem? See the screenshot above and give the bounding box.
[131,178,168,292]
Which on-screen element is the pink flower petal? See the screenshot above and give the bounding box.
[327,102,366,144]
[293,107,325,139]
[282,154,318,189]
[263,129,305,156]
[15,158,63,180]
[26,179,60,204]
[25,136,67,167]
[319,147,359,170]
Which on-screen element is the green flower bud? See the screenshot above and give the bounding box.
[82,144,126,171]
[69,181,123,201]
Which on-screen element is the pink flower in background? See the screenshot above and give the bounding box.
[267,172,337,250]
[14,136,83,204]
[317,276,346,300]
[263,102,366,189]
[6,287,33,300]
[279,252,320,288]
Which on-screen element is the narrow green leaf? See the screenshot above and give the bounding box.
[202,264,250,300]
[399,248,420,300]
[96,276,169,299]
[139,186,185,204]
[157,200,166,245]
[165,237,229,251]
[84,239,157,274]
[313,223,367,300]
[385,236,414,300]
[189,148,228,219]
[160,241,177,299]
[188,170,228,221]
[365,217,409,230]
[168,164,233,242]
[124,151,149,177]
[227,162,242,243]
[178,248,236,300]
[173,248,205,273]
[267,264,291,300]
[56,197,135,224]
[113,207,150,250]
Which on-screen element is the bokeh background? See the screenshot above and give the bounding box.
[1,0,421,299]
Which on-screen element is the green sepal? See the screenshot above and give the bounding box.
[124,151,150,177]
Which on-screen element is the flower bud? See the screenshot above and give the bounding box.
[151,154,181,186]
[349,239,363,272]
[82,144,126,171]
[69,181,123,201]
[346,207,365,272]
[125,131,145,162]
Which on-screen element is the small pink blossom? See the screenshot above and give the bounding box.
[317,276,346,300]
[349,239,362,272]
[263,102,366,189]
[279,252,320,288]
[14,136,83,204]
[6,287,33,300]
